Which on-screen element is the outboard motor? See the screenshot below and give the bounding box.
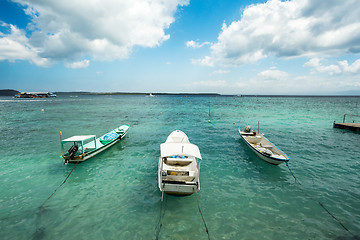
[68,145,79,158]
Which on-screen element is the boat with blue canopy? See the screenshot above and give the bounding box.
[61,124,129,164]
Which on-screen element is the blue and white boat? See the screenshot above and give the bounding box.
[61,125,129,164]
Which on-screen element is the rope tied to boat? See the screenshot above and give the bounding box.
[154,194,210,240]
[33,161,79,239]
[285,161,354,236]
[41,161,79,207]
[197,197,210,240]
[285,161,296,183]
[155,194,167,240]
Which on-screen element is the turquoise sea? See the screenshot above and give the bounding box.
[0,95,359,240]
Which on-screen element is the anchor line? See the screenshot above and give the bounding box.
[41,161,79,207]
[285,161,297,183]
[33,161,79,239]
[285,162,353,236]
[155,195,167,240]
[197,198,210,240]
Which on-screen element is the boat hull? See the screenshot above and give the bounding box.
[63,125,129,163]
[161,183,199,196]
[244,140,285,165]
[64,136,124,163]
[239,129,289,165]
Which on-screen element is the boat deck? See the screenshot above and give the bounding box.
[83,139,103,150]
[333,122,360,131]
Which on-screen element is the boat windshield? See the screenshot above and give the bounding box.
[168,155,187,159]
[164,155,193,166]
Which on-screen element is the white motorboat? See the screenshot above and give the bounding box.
[239,125,289,165]
[158,130,202,195]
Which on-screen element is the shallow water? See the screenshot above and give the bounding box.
[0,95,359,240]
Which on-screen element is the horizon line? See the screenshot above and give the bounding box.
[1,89,360,97]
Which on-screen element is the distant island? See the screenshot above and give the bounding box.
[0,90,220,97]
[52,91,222,96]
[0,89,19,96]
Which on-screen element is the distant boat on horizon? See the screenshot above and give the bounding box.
[14,92,56,98]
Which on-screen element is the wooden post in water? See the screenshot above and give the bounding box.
[258,121,260,133]
[60,131,64,155]
[209,102,211,117]
[208,102,211,123]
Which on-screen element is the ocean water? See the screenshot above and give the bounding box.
[0,95,359,240]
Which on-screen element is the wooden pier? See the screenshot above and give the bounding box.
[333,122,360,131]
[333,114,360,131]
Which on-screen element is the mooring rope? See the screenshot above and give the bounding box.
[285,162,354,236]
[154,195,210,240]
[197,198,210,240]
[155,194,167,240]
[285,161,297,183]
[41,161,79,207]
[33,161,79,239]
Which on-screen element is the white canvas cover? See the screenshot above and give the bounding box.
[62,135,96,142]
[160,142,202,159]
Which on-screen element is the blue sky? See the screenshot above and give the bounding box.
[1,0,360,94]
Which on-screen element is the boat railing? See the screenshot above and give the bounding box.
[343,114,360,123]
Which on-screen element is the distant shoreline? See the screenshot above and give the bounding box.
[1,89,359,97]
[46,92,360,97]
[59,92,222,96]
[29,92,360,97]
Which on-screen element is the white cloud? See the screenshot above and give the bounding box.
[235,66,360,95]
[338,59,360,73]
[195,0,360,67]
[182,79,231,93]
[0,23,49,66]
[258,69,289,80]
[304,58,360,75]
[1,0,189,66]
[65,59,90,69]
[211,69,230,75]
[235,74,321,95]
[186,40,210,49]
[192,80,228,87]
[303,58,341,75]
[191,56,214,67]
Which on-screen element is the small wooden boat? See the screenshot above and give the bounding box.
[238,125,289,165]
[158,130,202,196]
[61,125,129,164]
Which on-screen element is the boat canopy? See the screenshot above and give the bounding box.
[62,135,96,143]
[160,142,202,160]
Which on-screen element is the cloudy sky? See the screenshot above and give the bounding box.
[1,0,360,94]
